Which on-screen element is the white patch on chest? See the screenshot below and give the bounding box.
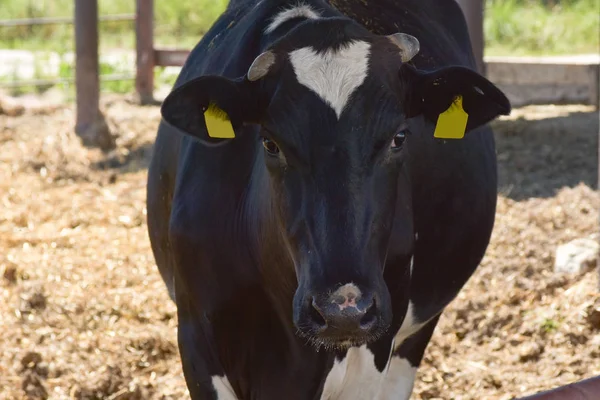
[320,346,417,400]
[320,345,384,399]
[377,357,417,400]
[265,4,321,34]
[394,256,433,350]
[320,255,425,399]
[211,374,238,400]
[165,274,175,301]
[289,41,371,118]
[393,301,427,351]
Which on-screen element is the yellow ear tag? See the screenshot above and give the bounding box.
[204,103,235,139]
[433,95,469,139]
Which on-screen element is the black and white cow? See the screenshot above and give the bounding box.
[146,0,511,398]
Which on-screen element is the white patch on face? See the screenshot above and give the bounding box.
[377,357,417,400]
[409,255,414,276]
[330,283,362,311]
[211,375,238,400]
[289,40,371,118]
[264,3,321,34]
[320,346,417,399]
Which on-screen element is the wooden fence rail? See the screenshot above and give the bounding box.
[134,0,191,104]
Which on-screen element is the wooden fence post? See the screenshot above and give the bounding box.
[456,0,486,75]
[136,0,155,104]
[74,0,114,150]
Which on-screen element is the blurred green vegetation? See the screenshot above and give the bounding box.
[0,0,229,51]
[0,0,597,95]
[0,0,597,54]
[485,0,599,56]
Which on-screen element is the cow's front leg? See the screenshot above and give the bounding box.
[377,314,441,400]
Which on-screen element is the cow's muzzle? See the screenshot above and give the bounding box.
[295,283,389,348]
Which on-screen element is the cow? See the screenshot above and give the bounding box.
[146,0,511,398]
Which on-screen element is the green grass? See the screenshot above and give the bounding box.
[541,318,560,333]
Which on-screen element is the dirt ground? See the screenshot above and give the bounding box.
[0,95,598,400]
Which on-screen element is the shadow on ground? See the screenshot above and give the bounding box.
[492,106,598,201]
[92,142,154,174]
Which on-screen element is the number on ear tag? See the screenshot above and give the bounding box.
[433,95,468,139]
[204,103,235,139]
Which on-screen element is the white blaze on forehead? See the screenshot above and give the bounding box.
[289,40,371,118]
[211,375,238,400]
[265,4,321,34]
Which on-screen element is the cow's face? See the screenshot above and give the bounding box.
[161,18,510,350]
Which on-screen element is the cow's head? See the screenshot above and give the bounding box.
[161,17,510,349]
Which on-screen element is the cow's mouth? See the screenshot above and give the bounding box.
[296,325,387,351]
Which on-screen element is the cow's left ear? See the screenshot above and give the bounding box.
[160,75,264,146]
[401,64,511,137]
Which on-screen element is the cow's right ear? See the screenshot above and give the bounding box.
[160,50,279,146]
[160,75,264,146]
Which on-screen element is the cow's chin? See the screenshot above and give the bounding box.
[296,329,386,352]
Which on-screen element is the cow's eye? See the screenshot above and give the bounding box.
[262,137,280,155]
[390,130,407,150]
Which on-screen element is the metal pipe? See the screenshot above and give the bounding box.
[154,48,190,67]
[0,74,135,88]
[455,0,485,75]
[74,0,100,136]
[74,0,114,150]
[0,14,134,27]
[135,0,155,104]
